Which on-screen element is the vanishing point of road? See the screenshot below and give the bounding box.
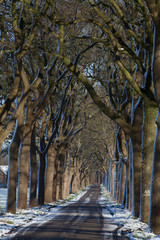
[8,185,129,240]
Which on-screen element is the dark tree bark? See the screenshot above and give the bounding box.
[38,136,46,205]
[131,100,143,217]
[29,125,38,208]
[7,121,21,213]
[52,154,59,201]
[119,161,126,204]
[124,160,130,209]
[44,146,57,203]
[55,145,66,200]
[141,99,158,223]
[149,111,160,233]
[147,11,160,233]
[18,123,32,209]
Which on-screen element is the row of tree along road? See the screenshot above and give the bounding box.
[1,0,160,235]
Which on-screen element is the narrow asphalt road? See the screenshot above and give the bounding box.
[8,185,129,240]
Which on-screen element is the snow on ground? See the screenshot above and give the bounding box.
[1,185,160,240]
[100,186,160,240]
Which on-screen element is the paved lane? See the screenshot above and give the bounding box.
[8,185,128,240]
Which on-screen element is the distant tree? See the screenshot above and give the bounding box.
[70,96,116,190]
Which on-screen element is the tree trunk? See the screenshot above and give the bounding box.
[52,153,59,201]
[55,159,61,200]
[111,160,115,195]
[106,170,109,191]
[44,146,57,203]
[131,137,142,217]
[7,121,21,213]
[18,124,32,209]
[57,145,66,199]
[38,136,46,205]
[125,157,131,210]
[61,152,70,199]
[148,20,160,235]
[29,126,38,208]
[72,171,80,193]
[62,167,70,199]
[59,158,65,199]
[119,161,126,204]
[80,171,85,189]
[117,162,123,202]
[141,99,158,223]
[149,111,160,234]
[113,162,118,198]
[72,175,78,193]
[70,174,74,193]
[85,175,90,186]
[131,100,143,217]
[128,139,133,211]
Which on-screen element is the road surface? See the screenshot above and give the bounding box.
[8,185,129,240]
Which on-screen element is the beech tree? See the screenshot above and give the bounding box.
[145,0,160,234]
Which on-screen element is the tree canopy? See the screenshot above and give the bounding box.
[1,0,160,235]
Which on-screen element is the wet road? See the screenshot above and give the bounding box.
[8,185,128,240]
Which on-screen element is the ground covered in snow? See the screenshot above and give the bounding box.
[101,187,160,240]
[0,186,160,240]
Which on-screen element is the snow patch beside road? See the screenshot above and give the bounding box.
[100,186,160,240]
